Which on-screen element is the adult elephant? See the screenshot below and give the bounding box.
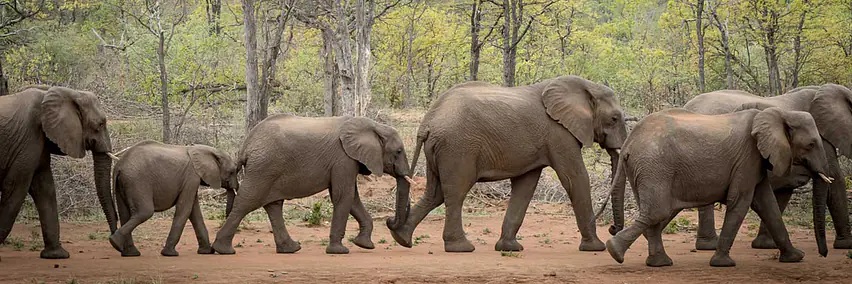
[212,115,412,255]
[389,75,627,252]
[609,85,852,255]
[0,86,115,259]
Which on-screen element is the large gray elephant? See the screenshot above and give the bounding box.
[0,86,115,259]
[212,115,412,255]
[678,85,852,253]
[110,140,240,257]
[389,75,627,253]
[604,107,830,267]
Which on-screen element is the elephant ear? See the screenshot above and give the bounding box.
[41,87,86,158]
[541,76,596,147]
[340,117,384,176]
[809,84,852,158]
[188,145,222,189]
[752,107,792,177]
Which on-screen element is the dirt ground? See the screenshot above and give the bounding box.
[2,202,851,284]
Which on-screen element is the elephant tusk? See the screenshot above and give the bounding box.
[113,146,131,156]
[106,152,121,161]
[818,173,834,184]
[363,175,375,182]
[404,175,416,185]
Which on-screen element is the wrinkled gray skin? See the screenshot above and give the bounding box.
[212,115,411,255]
[109,140,239,257]
[0,86,114,259]
[604,108,828,267]
[679,85,852,254]
[391,76,627,253]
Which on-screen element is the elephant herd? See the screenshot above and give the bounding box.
[1,77,851,268]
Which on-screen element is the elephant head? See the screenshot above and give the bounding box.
[809,84,852,159]
[340,117,411,230]
[541,76,628,175]
[752,107,831,255]
[40,86,116,233]
[187,145,241,217]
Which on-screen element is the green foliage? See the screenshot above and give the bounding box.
[664,216,693,234]
[500,251,521,258]
[304,201,330,226]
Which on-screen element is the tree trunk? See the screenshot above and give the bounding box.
[206,0,222,35]
[721,21,733,89]
[355,0,374,116]
[334,0,357,116]
[242,0,262,132]
[470,0,481,81]
[0,58,8,96]
[402,4,416,108]
[321,28,338,116]
[696,0,705,92]
[791,3,808,88]
[257,3,292,125]
[157,32,171,143]
[501,0,516,87]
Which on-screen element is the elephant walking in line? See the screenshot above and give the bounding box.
[109,140,240,257]
[389,76,627,253]
[677,85,852,252]
[605,108,830,267]
[212,115,412,255]
[0,86,115,259]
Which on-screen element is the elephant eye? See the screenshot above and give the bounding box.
[806,142,815,149]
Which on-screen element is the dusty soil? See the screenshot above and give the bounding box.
[2,203,851,284]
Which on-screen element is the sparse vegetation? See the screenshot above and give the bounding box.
[500,251,521,258]
[664,217,694,234]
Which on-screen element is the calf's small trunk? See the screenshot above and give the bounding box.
[386,176,411,230]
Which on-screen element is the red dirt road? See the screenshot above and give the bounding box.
[2,209,851,283]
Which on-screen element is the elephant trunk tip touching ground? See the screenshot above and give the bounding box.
[386,176,411,230]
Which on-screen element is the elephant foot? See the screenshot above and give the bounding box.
[122,246,141,257]
[444,238,475,253]
[353,235,375,250]
[833,237,852,249]
[494,238,524,252]
[750,234,777,249]
[779,248,804,263]
[606,238,627,264]
[608,225,623,236]
[276,240,302,254]
[389,225,414,248]
[579,237,606,251]
[645,253,673,267]
[40,246,70,259]
[109,234,126,253]
[709,251,736,267]
[197,246,215,255]
[326,243,350,254]
[695,235,718,251]
[212,239,236,255]
[160,248,179,257]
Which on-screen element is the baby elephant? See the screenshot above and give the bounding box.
[109,140,239,257]
[602,107,830,267]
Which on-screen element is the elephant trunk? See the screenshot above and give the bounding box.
[605,148,619,184]
[812,171,830,257]
[386,176,411,230]
[609,153,627,236]
[225,188,236,218]
[93,152,118,234]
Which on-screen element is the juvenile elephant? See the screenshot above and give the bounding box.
[604,107,830,267]
[680,85,852,253]
[109,140,239,257]
[212,115,412,255]
[0,86,115,259]
[390,76,627,253]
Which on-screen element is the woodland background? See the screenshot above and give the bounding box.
[2,0,851,224]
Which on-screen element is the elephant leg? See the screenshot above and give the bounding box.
[189,198,214,255]
[114,188,139,256]
[350,186,375,250]
[751,189,793,249]
[607,214,658,264]
[645,211,679,267]
[550,151,605,252]
[694,204,718,251]
[495,168,542,252]
[0,169,35,244]
[390,164,444,248]
[749,180,803,263]
[327,176,356,254]
[440,163,477,253]
[110,198,153,257]
[27,162,69,259]
[710,183,756,267]
[824,152,852,249]
[212,178,270,254]
[161,190,197,257]
[263,200,301,253]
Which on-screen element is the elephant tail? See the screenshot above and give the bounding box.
[110,168,122,235]
[592,152,628,235]
[409,130,427,174]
